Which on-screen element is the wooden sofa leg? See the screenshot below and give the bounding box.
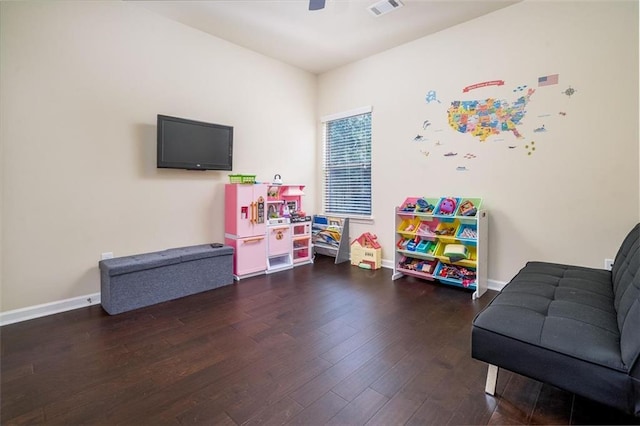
[485,364,498,395]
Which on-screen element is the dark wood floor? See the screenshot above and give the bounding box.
[2,255,639,425]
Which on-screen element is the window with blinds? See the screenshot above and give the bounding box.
[321,107,372,218]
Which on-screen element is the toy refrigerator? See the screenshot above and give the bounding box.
[224,183,268,279]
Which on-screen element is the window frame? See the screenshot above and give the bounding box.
[320,106,373,220]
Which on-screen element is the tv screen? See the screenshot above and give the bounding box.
[157,114,233,171]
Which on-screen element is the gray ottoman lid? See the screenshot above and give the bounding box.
[99,251,181,276]
[167,244,234,262]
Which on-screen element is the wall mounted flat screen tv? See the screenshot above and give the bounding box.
[157,114,233,171]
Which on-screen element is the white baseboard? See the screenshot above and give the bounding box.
[0,293,101,326]
[487,279,507,292]
[381,259,395,269]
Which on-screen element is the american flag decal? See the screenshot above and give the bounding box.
[538,74,559,87]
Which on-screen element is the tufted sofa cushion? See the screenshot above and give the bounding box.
[478,262,622,369]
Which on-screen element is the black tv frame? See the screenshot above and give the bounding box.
[157,114,233,171]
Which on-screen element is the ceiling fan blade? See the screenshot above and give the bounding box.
[309,0,326,11]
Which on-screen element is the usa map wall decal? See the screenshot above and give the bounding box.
[447,87,535,142]
[414,74,576,169]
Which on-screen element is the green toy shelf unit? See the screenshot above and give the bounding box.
[392,196,488,299]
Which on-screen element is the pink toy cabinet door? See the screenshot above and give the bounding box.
[225,183,267,237]
[229,235,266,276]
[267,226,291,256]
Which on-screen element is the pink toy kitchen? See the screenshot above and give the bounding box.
[224,177,312,280]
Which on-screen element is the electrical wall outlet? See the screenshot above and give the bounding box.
[101,252,114,260]
[604,258,614,271]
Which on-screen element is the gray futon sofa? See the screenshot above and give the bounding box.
[472,223,640,417]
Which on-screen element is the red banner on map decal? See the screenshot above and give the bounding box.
[463,80,505,93]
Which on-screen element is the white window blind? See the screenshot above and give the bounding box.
[321,107,372,218]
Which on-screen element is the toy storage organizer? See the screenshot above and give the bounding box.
[312,215,350,264]
[392,196,488,299]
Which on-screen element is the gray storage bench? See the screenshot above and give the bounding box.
[99,244,234,315]
[472,223,640,417]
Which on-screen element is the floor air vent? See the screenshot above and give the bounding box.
[367,0,404,17]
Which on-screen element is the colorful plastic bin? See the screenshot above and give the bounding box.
[434,243,477,266]
[456,198,483,217]
[435,221,459,239]
[435,197,461,216]
[416,219,439,237]
[456,223,478,242]
[397,217,421,237]
[398,197,420,213]
[415,239,431,253]
[414,197,439,214]
[434,262,477,288]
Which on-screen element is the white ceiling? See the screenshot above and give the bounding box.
[131,0,520,74]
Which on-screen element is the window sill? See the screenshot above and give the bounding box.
[322,214,374,225]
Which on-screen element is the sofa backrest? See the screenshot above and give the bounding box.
[612,223,640,372]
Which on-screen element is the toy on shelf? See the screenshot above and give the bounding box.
[437,264,477,287]
[401,202,417,212]
[456,198,483,217]
[397,237,437,257]
[437,197,458,215]
[443,244,469,262]
[397,238,409,249]
[398,256,437,274]
[457,226,478,240]
[416,198,435,214]
[422,241,437,256]
[417,221,437,236]
[435,224,457,236]
[315,229,341,247]
[458,200,477,216]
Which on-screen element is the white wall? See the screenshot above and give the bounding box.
[0,1,317,311]
[318,0,639,283]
